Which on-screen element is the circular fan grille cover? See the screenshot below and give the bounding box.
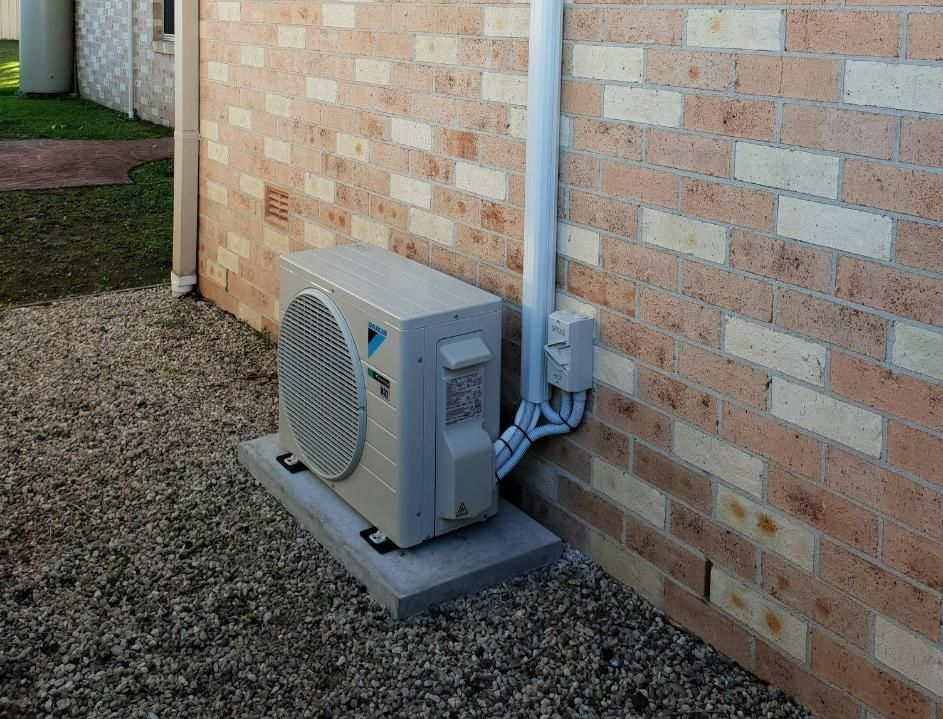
[277,289,366,481]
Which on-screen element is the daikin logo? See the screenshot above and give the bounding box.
[367,322,387,357]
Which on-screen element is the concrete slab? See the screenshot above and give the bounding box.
[239,434,563,619]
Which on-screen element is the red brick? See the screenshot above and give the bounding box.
[481,201,524,239]
[786,10,899,56]
[820,540,941,640]
[437,129,478,161]
[561,80,601,116]
[762,554,869,648]
[567,263,635,316]
[781,104,894,160]
[735,56,840,102]
[627,518,708,593]
[534,435,592,483]
[646,129,730,178]
[560,152,598,189]
[682,262,773,322]
[635,445,712,513]
[679,344,768,409]
[602,238,677,290]
[455,225,506,265]
[836,257,943,328]
[769,467,879,554]
[723,407,821,479]
[754,642,858,719]
[825,447,943,542]
[520,483,590,552]
[729,231,832,293]
[663,580,753,668]
[681,179,774,232]
[572,119,642,161]
[434,186,480,224]
[639,368,717,432]
[906,13,943,60]
[684,96,776,141]
[638,287,721,347]
[887,422,943,486]
[900,118,943,168]
[563,7,605,41]
[571,416,629,468]
[884,522,943,593]
[600,311,674,370]
[391,233,429,264]
[558,477,623,540]
[602,161,678,208]
[568,191,636,237]
[646,49,730,91]
[479,263,521,304]
[670,504,755,580]
[596,383,672,450]
[775,288,887,359]
[844,160,943,222]
[831,353,943,433]
[607,8,683,45]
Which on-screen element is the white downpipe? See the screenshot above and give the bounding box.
[520,0,563,405]
[126,0,134,119]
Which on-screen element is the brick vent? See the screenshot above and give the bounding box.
[264,186,290,229]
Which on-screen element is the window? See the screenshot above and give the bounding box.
[162,1,175,36]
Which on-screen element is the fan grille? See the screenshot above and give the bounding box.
[277,290,366,481]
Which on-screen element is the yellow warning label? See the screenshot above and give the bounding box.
[456,503,468,517]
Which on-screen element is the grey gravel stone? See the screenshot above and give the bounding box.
[0,288,812,719]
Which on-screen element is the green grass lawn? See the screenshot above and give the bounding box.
[0,40,171,141]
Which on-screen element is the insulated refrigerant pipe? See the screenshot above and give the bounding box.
[519,0,564,405]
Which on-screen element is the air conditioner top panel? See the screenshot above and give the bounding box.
[280,244,502,330]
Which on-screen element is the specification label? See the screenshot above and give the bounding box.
[445,372,483,425]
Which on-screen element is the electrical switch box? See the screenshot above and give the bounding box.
[544,310,594,393]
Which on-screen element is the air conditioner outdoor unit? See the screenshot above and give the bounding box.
[276,243,503,549]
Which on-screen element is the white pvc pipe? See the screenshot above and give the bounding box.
[127,0,134,118]
[520,0,563,404]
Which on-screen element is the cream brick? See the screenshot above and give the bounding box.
[265,93,292,118]
[408,208,454,246]
[217,2,240,21]
[306,77,337,103]
[892,324,943,382]
[217,246,240,273]
[604,86,684,128]
[508,108,527,139]
[716,486,815,571]
[237,302,263,330]
[351,215,391,248]
[455,163,507,201]
[572,46,643,83]
[391,118,433,151]
[777,197,891,261]
[304,174,336,203]
[207,62,229,83]
[206,180,228,206]
[336,133,370,162]
[207,141,229,165]
[592,457,667,527]
[227,232,252,259]
[556,292,598,321]
[674,423,764,497]
[355,59,392,86]
[483,7,530,37]
[228,106,252,129]
[277,25,306,49]
[304,222,334,248]
[239,173,264,199]
[263,226,289,254]
[770,378,883,457]
[322,3,356,28]
[204,258,227,288]
[593,345,636,395]
[711,569,808,661]
[641,209,726,263]
[414,36,459,65]
[264,138,291,164]
[482,72,528,106]
[241,46,265,68]
[390,174,432,209]
[874,617,943,696]
[588,532,663,607]
[687,9,784,51]
[201,121,219,142]
[557,222,600,265]
[724,317,826,386]
[844,61,943,114]
[734,143,839,199]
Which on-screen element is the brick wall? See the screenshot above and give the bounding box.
[75,0,175,126]
[196,1,943,715]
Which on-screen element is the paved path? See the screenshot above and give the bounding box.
[0,137,173,191]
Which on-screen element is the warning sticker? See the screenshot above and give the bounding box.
[456,503,468,517]
[445,372,483,425]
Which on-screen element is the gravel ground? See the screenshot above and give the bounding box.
[0,288,812,719]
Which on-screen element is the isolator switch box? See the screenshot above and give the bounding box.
[544,311,594,392]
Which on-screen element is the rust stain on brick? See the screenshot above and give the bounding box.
[764,611,782,634]
[730,592,745,610]
[708,18,721,32]
[814,599,832,620]
[756,514,777,536]
[728,498,746,521]
[688,65,700,80]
